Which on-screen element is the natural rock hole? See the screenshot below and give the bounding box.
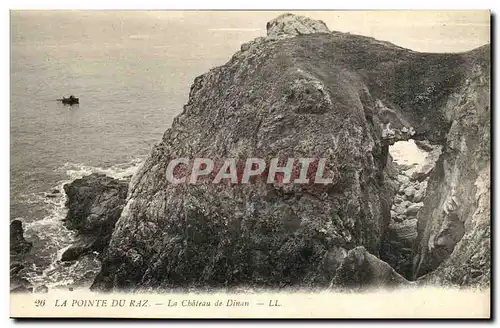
[380,139,442,279]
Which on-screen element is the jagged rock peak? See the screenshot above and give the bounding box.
[266,13,330,39]
[240,13,331,51]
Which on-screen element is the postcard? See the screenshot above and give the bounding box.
[10,10,491,319]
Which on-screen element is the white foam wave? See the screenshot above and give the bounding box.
[24,178,71,233]
[59,157,143,181]
[22,178,77,287]
[20,158,144,288]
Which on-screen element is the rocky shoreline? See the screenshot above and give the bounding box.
[10,173,130,293]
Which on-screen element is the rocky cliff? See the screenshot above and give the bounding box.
[412,47,490,286]
[91,14,490,291]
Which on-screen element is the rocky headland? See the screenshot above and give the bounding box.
[88,13,489,291]
[20,13,488,293]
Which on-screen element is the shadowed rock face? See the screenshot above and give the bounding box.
[413,52,490,286]
[332,246,409,289]
[10,220,32,256]
[62,173,129,261]
[90,14,490,291]
[10,219,34,293]
[64,173,128,235]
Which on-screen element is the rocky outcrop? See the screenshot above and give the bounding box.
[332,246,409,289]
[61,237,101,262]
[10,282,33,294]
[10,263,33,293]
[241,13,329,51]
[10,219,32,256]
[376,100,416,145]
[34,285,49,293]
[91,14,490,291]
[10,219,35,293]
[62,173,128,261]
[266,13,330,40]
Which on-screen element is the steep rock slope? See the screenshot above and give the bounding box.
[92,14,490,291]
[413,47,490,286]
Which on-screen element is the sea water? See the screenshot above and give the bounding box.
[10,11,264,288]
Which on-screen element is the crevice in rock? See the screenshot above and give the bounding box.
[379,139,442,280]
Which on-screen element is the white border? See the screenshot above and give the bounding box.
[2,1,497,9]
[3,1,497,327]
